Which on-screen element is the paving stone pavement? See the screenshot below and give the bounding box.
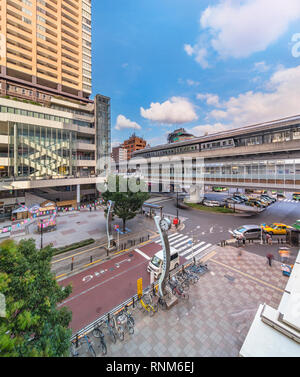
[74,244,292,358]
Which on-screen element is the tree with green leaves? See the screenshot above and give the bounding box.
[101,174,150,233]
[0,239,72,357]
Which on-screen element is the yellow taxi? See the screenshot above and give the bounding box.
[261,223,293,235]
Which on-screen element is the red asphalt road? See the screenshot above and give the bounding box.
[58,241,162,333]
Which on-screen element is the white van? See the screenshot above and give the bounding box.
[147,247,180,279]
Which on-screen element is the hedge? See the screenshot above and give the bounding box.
[53,238,95,255]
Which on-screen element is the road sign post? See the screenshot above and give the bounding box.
[137,278,143,299]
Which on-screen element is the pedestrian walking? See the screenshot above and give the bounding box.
[266,253,274,266]
[266,233,272,245]
[89,205,92,212]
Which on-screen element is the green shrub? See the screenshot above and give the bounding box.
[53,238,95,255]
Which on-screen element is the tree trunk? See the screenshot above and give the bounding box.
[122,218,126,233]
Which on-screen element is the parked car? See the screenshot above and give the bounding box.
[291,220,300,230]
[202,199,221,207]
[232,194,248,202]
[292,192,300,201]
[261,194,276,203]
[231,225,262,240]
[248,199,267,208]
[257,197,271,206]
[261,223,293,235]
[225,197,244,204]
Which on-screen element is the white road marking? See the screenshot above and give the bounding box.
[180,242,205,257]
[134,248,151,260]
[185,243,212,260]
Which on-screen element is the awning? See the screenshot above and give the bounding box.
[12,206,29,213]
[56,200,77,207]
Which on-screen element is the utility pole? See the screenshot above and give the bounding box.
[40,219,43,249]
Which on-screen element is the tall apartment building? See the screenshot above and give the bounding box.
[111,145,127,171]
[0,0,111,216]
[122,133,146,161]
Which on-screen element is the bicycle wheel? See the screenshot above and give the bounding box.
[182,292,189,300]
[128,322,134,335]
[181,281,189,291]
[70,343,79,357]
[158,298,167,311]
[92,327,102,338]
[127,316,135,327]
[109,329,117,344]
[100,340,107,356]
[152,303,158,313]
[149,305,155,317]
[89,344,96,357]
[117,326,125,341]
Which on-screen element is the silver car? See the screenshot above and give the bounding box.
[231,224,261,240]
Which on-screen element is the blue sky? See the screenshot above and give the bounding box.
[91,0,300,148]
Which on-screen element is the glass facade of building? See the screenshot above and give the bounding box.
[8,122,77,178]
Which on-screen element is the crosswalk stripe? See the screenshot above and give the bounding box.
[173,238,192,248]
[134,248,151,260]
[170,235,188,245]
[157,234,186,245]
[168,232,179,239]
[185,243,212,260]
[169,234,185,242]
[177,243,192,252]
[155,232,179,243]
[180,241,205,257]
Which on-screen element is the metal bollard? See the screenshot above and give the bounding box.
[90,256,93,264]
[71,257,74,271]
[132,297,135,308]
[75,334,79,348]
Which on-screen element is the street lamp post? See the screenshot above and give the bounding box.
[40,219,43,249]
[176,191,179,220]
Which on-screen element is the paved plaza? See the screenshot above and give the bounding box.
[12,209,107,248]
[76,244,289,357]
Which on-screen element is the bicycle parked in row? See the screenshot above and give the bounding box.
[137,291,158,316]
[113,309,134,340]
[168,277,189,300]
[92,323,107,356]
[186,263,209,276]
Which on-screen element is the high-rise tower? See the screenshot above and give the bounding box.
[0,0,92,100]
[0,0,111,217]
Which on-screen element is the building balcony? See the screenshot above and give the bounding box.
[75,159,96,167]
[0,175,106,191]
[76,142,96,151]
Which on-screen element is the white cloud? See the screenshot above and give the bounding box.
[140,97,198,124]
[184,44,209,69]
[200,0,300,59]
[254,61,271,73]
[197,93,220,107]
[206,64,300,127]
[185,0,300,66]
[184,44,194,56]
[186,79,200,87]
[115,115,141,131]
[189,123,230,137]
